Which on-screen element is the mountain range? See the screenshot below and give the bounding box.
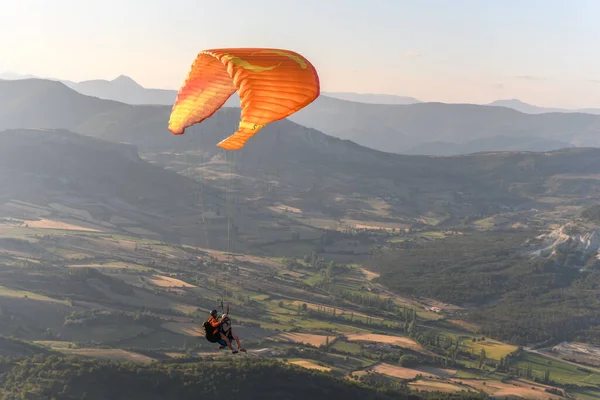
[5,72,600,155]
[3,77,600,233]
[4,70,600,112]
[0,72,420,107]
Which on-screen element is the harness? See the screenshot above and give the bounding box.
[220,315,233,338]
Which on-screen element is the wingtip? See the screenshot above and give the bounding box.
[168,126,186,135]
[216,140,243,151]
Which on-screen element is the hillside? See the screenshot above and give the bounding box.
[287,96,600,154]
[374,230,600,347]
[408,135,574,156]
[0,128,237,248]
[0,79,126,129]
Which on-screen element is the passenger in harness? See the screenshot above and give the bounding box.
[203,309,245,354]
[218,313,246,353]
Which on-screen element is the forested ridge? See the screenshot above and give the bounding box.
[0,356,488,400]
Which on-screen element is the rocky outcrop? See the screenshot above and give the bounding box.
[529,220,600,259]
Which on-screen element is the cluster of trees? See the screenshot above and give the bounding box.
[321,286,405,315]
[300,301,418,335]
[281,252,338,271]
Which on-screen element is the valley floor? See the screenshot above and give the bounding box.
[0,217,599,400]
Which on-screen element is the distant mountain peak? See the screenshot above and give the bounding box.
[111,75,142,88]
[489,99,528,106]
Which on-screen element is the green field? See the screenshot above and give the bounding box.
[331,340,362,355]
[514,353,600,387]
[573,388,600,400]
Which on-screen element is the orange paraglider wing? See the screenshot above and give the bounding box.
[168,48,320,150]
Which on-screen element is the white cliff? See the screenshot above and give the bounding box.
[529,220,600,259]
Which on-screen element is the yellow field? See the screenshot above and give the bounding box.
[281,270,306,278]
[148,275,196,288]
[173,303,198,315]
[449,319,481,332]
[462,338,517,360]
[34,340,76,349]
[0,285,68,305]
[450,378,565,400]
[345,333,424,352]
[61,348,154,364]
[271,332,332,347]
[371,363,423,379]
[162,322,203,336]
[360,268,380,281]
[417,366,457,378]
[369,363,457,380]
[165,352,186,358]
[289,360,332,372]
[364,362,565,399]
[409,378,466,393]
[368,364,565,399]
[68,262,149,271]
[22,218,102,232]
[269,204,303,214]
[348,220,408,231]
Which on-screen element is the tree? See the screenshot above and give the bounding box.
[400,355,418,368]
[478,348,487,369]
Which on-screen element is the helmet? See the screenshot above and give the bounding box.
[210,309,218,317]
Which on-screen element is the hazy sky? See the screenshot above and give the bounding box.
[2,0,600,108]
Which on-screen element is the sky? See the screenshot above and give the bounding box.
[1,0,600,108]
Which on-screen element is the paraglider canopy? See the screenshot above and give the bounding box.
[168,48,320,150]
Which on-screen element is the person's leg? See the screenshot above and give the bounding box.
[231,332,245,351]
[220,332,233,350]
